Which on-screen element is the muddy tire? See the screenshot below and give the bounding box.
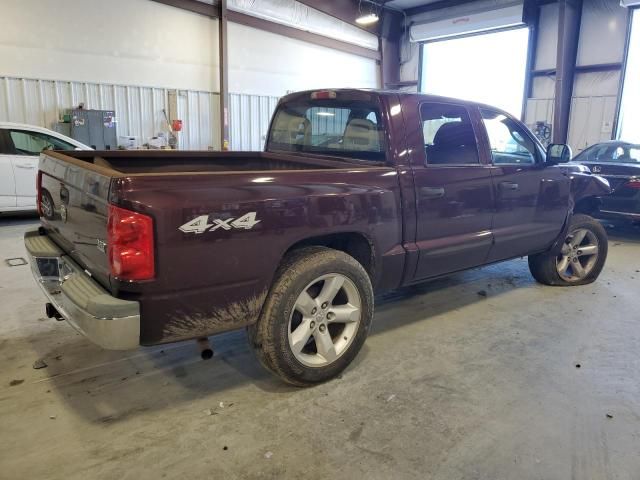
[528,214,608,286]
[248,246,374,386]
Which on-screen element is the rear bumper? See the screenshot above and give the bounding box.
[24,229,140,350]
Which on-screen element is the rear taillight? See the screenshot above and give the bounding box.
[36,171,43,216]
[107,204,155,281]
[624,179,640,189]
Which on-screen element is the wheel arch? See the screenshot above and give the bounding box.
[283,232,376,286]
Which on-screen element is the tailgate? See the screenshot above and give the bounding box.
[39,152,113,290]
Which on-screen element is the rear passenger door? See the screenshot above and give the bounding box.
[411,102,495,281]
[479,108,569,261]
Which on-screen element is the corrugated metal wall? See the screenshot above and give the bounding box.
[0,76,284,152]
[0,76,221,150]
[228,93,280,150]
[525,0,628,152]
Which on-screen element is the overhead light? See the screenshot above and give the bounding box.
[356,1,379,25]
[356,12,379,25]
[316,112,335,117]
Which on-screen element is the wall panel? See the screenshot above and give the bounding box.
[0,76,220,150]
[228,93,280,151]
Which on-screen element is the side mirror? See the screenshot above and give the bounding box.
[546,143,572,164]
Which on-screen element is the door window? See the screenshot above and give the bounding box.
[481,109,537,165]
[420,103,479,165]
[8,130,76,156]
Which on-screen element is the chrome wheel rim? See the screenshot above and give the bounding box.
[288,273,362,368]
[556,228,599,282]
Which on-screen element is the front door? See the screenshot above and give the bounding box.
[479,108,570,262]
[411,102,495,280]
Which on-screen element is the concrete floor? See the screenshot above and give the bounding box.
[1,215,639,480]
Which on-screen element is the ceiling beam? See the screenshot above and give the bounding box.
[151,0,219,18]
[227,10,381,60]
[295,0,380,34]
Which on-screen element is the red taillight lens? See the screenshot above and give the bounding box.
[107,204,155,281]
[36,171,43,217]
[625,179,640,189]
[310,90,337,100]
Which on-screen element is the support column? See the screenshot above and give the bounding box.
[380,10,403,89]
[219,0,229,150]
[553,0,583,144]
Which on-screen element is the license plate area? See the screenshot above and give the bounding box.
[36,257,61,280]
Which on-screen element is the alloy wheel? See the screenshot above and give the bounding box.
[288,273,362,367]
[556,228,600,282]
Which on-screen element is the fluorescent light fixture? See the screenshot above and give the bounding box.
[316,112,335,117]
[356,12,379,25]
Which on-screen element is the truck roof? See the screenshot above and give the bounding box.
[279,88,516,120]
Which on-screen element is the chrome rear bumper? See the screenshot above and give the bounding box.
[24,230,140,350]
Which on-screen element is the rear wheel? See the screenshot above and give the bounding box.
[248,247,373,386]
[528,214,608,286]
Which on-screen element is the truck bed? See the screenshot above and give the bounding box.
[54,150,369,175]
[36,148,401,345]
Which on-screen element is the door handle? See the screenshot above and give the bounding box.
[420,186,445,199]
[499,181,519,191]
[15,164,35,169]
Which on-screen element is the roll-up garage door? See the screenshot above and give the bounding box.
[410,3,525,42]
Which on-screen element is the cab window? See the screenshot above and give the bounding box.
[420,103,480,165]
[268,100,385,162]
[481,109,537,165]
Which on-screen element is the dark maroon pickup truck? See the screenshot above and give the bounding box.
[25,89,611,385]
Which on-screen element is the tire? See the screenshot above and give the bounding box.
[248,246,374,386]
[528,214,608,286]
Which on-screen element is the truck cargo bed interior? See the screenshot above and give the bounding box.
[56,150,352,174]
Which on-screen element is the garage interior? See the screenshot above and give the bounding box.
[1,0,639,478]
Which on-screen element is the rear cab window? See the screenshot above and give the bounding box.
[267,95,386,162]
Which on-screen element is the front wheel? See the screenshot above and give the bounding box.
[528,214,608,286]
[248,247,373,386]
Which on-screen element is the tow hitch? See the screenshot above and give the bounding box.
[45,303,64,321]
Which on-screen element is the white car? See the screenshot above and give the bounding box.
[0,122,92,213]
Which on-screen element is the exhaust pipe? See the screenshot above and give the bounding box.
[197,337,214,360]
[45,303,64,321]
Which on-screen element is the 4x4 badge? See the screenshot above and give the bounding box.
[179,212,260,234]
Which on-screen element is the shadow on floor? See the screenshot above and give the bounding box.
[602,219,640,244]
[0,212,39,226]
[23,257,536,424]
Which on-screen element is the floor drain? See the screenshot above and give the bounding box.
[5,257,28,267]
